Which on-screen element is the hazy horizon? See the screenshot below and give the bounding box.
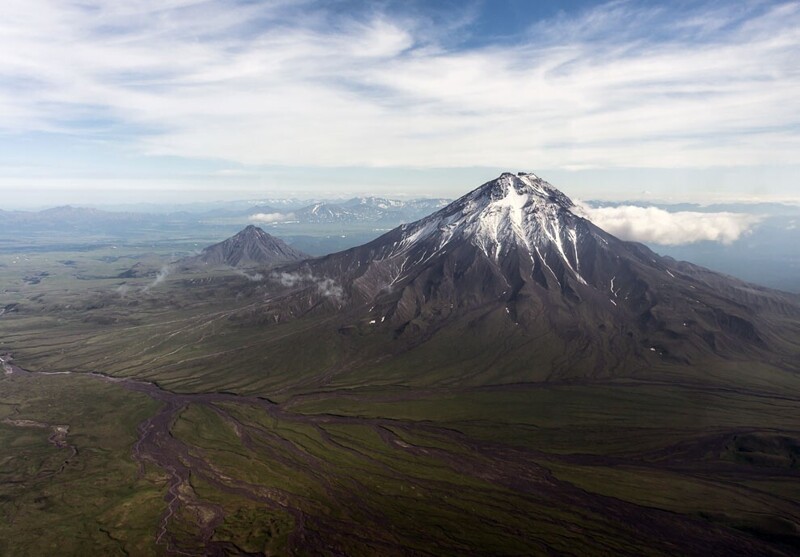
[4,166,800,211]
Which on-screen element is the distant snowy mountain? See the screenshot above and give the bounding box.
[247,197,450,225]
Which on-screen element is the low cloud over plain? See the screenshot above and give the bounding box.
[250,212,295,224]
[578,204,761,246]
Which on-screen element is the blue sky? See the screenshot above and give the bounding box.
[1,0,799,207]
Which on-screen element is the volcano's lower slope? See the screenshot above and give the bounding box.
[2,173,800,555]
[66,172,796,395]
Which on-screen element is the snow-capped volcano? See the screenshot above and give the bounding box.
[300,171,609,301]
[389,172,588,284]
[244,172,800,380]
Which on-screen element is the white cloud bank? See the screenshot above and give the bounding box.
[578,205,761,245]
[1,1,799,170]
[250,212,294,224]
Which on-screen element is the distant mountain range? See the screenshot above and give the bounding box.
[0,196,451,229]
[0,206,150,228]
[245,196,451,225]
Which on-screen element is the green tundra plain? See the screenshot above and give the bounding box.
[1,241,799,556]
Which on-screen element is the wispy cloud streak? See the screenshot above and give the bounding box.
[1,1,798,170]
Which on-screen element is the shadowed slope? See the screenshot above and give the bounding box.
[188,225,309,268]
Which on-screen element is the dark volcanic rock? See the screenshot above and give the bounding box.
[191,225,308,268]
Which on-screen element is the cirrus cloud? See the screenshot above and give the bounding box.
[0,0,799,173]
